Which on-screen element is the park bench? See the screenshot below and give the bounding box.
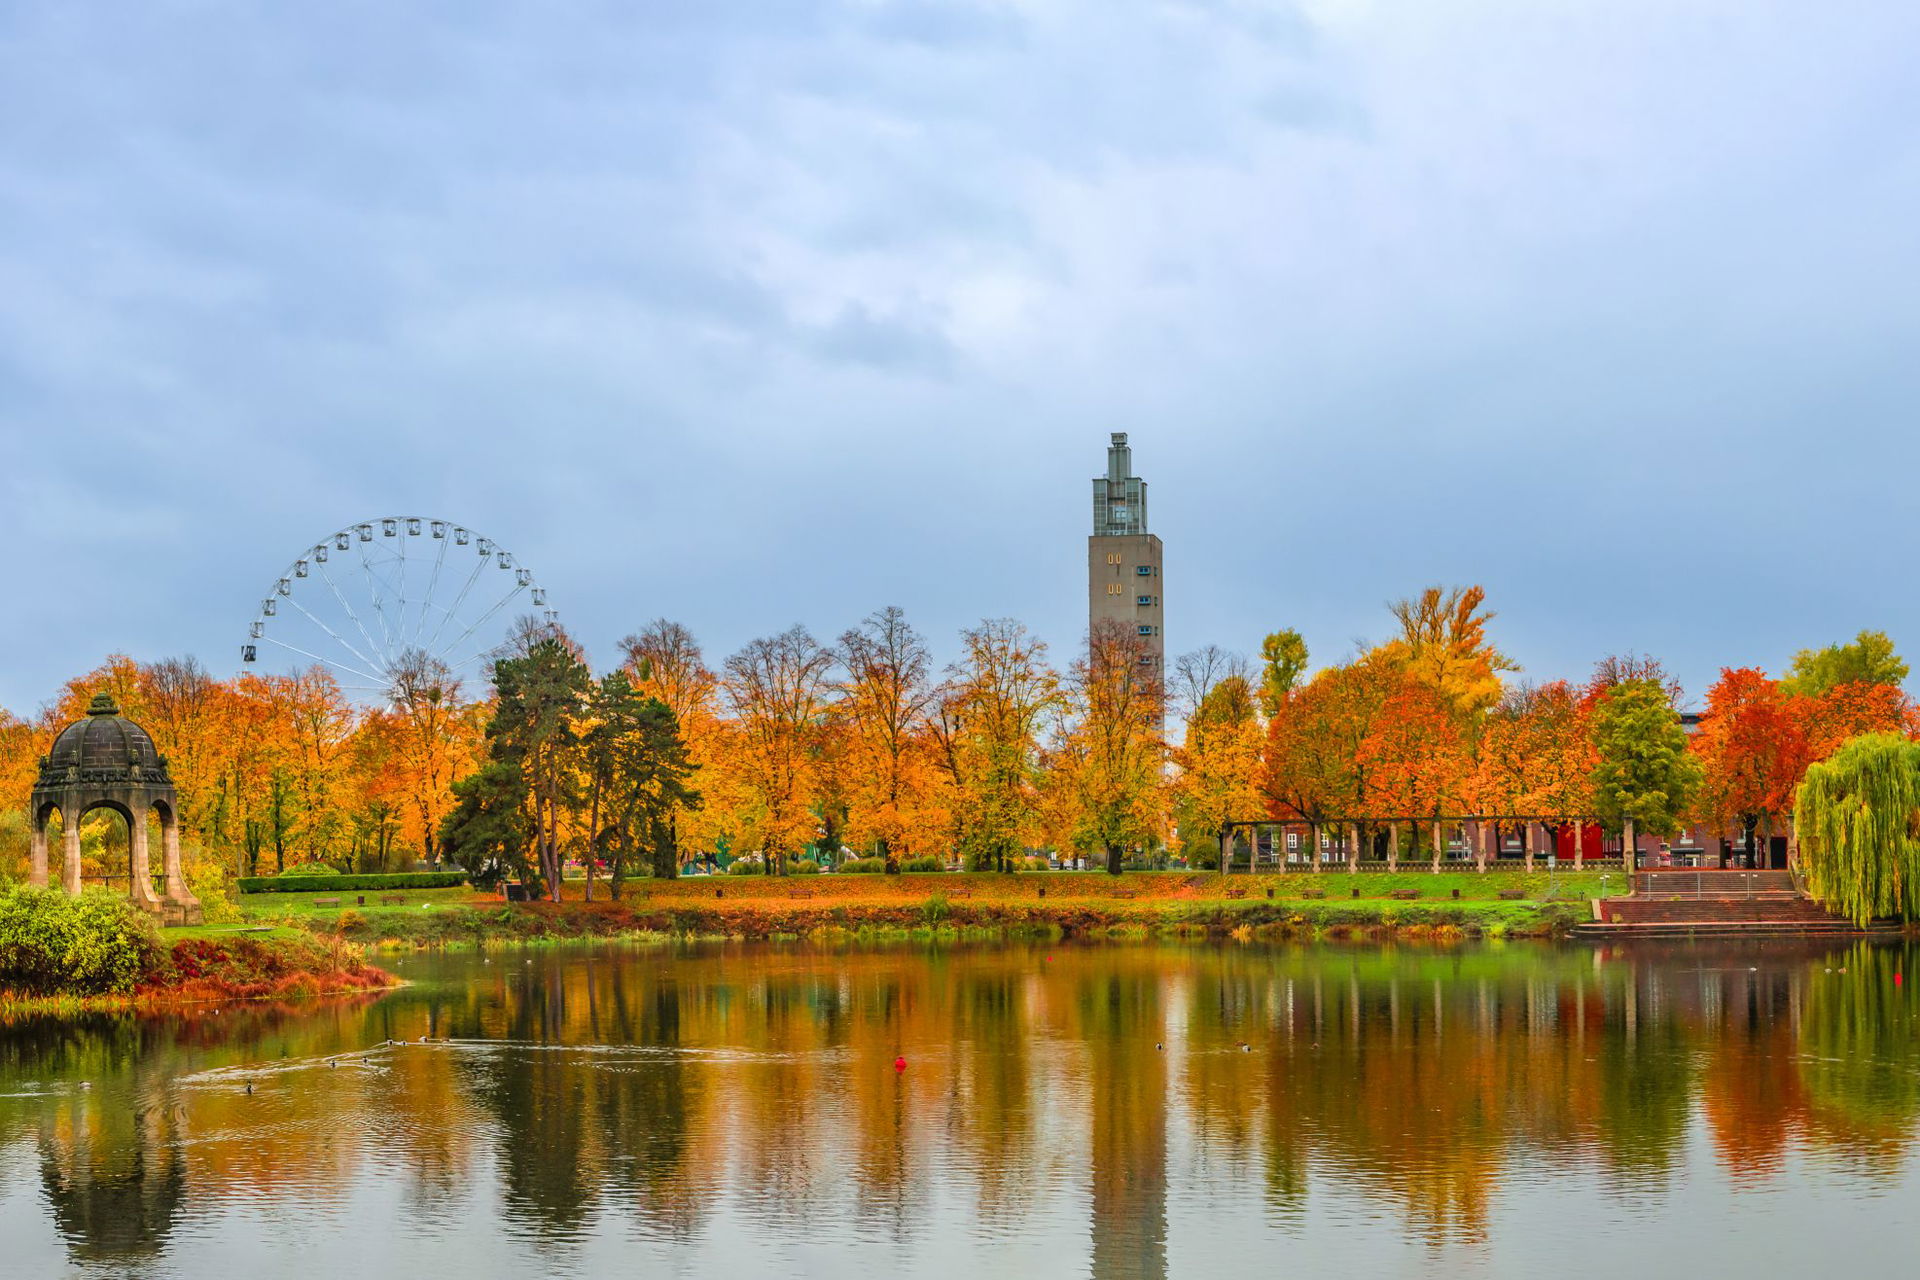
[1224,888,1246,899]
[313,897,341,907]
[1299,888,1327,900]
[1389,889,1421,900]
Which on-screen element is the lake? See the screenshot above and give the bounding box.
[1,939,1916,1278]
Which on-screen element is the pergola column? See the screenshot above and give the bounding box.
[129,809,160,909]
[62,815,83,895]
[162,811,197,909]
[29,813,49,888]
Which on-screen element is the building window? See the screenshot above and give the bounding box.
[1136,594,1154,605]
[1135,565,1152,576]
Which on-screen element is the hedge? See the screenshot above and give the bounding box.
[237,871,469,894]
[0,885,160,994]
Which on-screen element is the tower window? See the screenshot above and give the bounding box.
[1137,594,1154,606]
[1135,565,1152,576]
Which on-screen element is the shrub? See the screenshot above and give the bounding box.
[0,885,161,995]
[279,861,343,877]
[789,859,820,875]
[236,871,468,894]
[1017,856,1051,872]
[841,857,887,874]
[727,858,765,876]
[901,856,945,873]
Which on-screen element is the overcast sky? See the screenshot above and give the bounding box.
[4,0,1918,715]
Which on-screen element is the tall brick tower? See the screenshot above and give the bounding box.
[1088,433,1163,670]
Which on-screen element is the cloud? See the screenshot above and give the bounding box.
[2,0,1919,711]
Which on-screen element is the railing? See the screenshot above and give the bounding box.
[1632,870,1793,899]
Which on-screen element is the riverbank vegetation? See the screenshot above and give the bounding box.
[2,594,1913,916]
[0,883,391,1009]
[230,870,1607,947]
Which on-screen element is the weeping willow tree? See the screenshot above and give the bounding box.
[1793,732,1920,925]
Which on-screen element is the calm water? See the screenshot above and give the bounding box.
[1,939,1917,1278]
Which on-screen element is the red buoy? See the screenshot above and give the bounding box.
[894,1056,907,1072]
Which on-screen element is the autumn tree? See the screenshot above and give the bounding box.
[1780,630,1908,699]
[1054,622,1167,874]
[1377,585,1517,720]
[723,625,835,874]
[1359,675,1472,869]
[1799,680,1911,759]
[386,650,478,866]
[621,619,725,862]
[1471,681,1595,870]
[1171,645,1249,724]
[1589,677,1700,872]
[1170,674,1263,867]
[1691,668,1809,867]
[1257,630,1309,719]
[1264,658,1398,871]
[933,619,1060,872]
[837,606,936,871]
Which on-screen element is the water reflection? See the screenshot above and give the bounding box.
[0,940,1916,1277]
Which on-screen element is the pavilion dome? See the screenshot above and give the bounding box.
[37,694,171,788]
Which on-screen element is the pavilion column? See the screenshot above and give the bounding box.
[29,815,48,888]
[1348,822,1360,874]
[62,816,83,894]
[1388,822,1400,872]
[162,812,197,908]
[1430,820,1442,874]
[129,809,160,909]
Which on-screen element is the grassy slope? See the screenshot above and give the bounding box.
[226,869,1608,946]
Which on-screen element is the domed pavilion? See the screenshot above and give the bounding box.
[28,694,201,925]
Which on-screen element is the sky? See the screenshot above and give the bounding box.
[4,0,1919,716]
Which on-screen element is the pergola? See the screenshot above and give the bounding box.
[27,693,202,926]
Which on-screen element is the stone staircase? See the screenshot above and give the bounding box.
[1574,869,1868,938]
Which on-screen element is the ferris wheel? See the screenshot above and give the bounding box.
[241,516,559,701]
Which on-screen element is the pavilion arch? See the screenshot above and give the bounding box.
[27,694,199,925]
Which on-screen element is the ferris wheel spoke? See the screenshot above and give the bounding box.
[440,583,530,671]
[355,540,399,665]
[313,555,387,673]
[411,530,450,649]
[282,591,384,677]
[422,553,490,655]
[258,635,390,689]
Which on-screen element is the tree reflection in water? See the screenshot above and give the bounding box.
[0,940,1913,1275]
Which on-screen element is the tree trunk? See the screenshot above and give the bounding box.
[1106,841,1122,876]
[584,774,601,904]
[881,835,898,874]
[1309,823,1321,874]
[1388,822,1399,873]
